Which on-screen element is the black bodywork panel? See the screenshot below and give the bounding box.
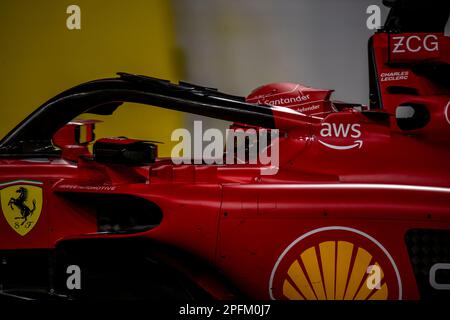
[0,73,276,157]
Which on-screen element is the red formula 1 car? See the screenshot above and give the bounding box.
[0,0,449,301]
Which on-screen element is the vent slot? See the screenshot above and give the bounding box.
[61,193,163,234]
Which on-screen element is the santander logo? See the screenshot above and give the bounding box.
[318,123,363,150]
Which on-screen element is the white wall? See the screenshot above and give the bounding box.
[172,0,389,130]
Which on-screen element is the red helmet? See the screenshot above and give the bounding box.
[246,82,336,117]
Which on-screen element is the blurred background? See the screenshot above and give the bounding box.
[0,0,391,156]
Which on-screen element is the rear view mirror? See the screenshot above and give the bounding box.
[395,103,430,131]
[53,119,100,161]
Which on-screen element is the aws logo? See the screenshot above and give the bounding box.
[0,180,43,236]
[269,226,402,300]
[318,123,363,150]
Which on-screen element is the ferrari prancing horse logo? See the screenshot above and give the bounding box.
[0,181,43,236]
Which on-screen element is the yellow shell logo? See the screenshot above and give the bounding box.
[0,181,43,236]
[270,226,402,300]
[283,241,387,300]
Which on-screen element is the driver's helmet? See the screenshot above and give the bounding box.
[246,82,336,117]
[228,82,336,162]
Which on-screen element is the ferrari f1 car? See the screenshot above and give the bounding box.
[0,0,449,300]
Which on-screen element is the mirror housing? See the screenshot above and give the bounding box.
[53,119,99,161]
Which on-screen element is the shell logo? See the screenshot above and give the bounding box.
[269,226,402,300]
[283,241,387,300]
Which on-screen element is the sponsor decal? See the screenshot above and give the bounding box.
[318,139,362,150]
[318,123,363,150]
[429,263,450,290]
[264,94,311,107]
[269,226,402,300]
[391,34,439,54]
[296,104,320,113]
[0,180,43,236]
[57,184,117,192]
[380,71,409,82]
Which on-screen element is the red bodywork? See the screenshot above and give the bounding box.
[0,3,449,301]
